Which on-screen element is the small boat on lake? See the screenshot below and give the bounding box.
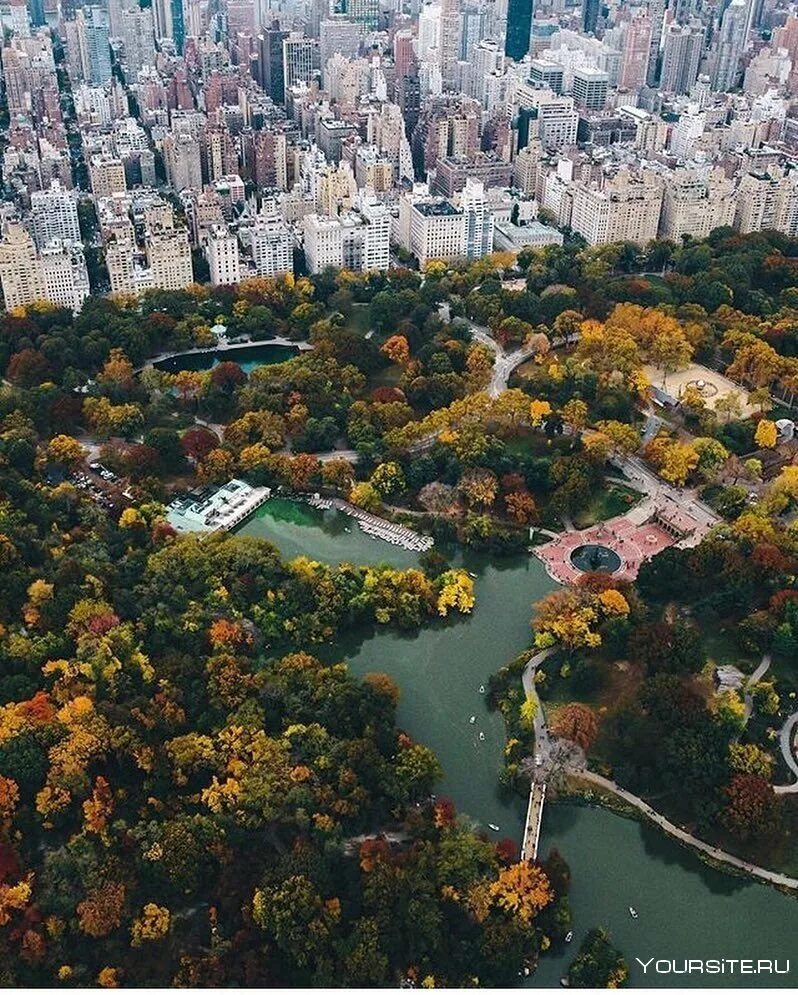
[469,715,476,724]
[629,906,638,919]
[488,823,500,832]
[565,931,573,943]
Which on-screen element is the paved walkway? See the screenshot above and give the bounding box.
[743,653,771,723]
[468,324,541,398]
[573,769,798,891]
[535,512,675,584]
[520,649,798,890]
[775,711,798,795]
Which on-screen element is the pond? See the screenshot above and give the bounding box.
[153,342,300,374]
[237,500,798,988]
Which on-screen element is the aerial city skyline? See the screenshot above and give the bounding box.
[0,0,795,307]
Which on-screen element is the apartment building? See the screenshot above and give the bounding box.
[660,167,736,240]
[570,169,664,245]
[206,224,241,286]
[303,200,390,273]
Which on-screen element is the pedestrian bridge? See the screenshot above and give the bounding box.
[520,778,547,862]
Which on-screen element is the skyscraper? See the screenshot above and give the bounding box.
[153,0,185,52]
[505,0,533,61]
[258,24,288,103]
[84,6,112,85]
[582,0,599,36]
[282,33,315,93]
[341,0,379,28]
[660,22,704,95]
[439,0,460,86]
[461,179,493,260]
[646,0,667,85]
[618,14,652,91]
[712,0,747,92]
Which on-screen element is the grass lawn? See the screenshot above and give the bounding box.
[347,303,372,336]
[504,434,573,459]
[572,483,641,528]
[694,615,760,674]
[367,364,403,390]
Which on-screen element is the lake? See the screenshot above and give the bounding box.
[153,342,299,374]
[238,499,798,987]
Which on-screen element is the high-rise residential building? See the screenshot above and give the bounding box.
[249,205,293,276]
[146,224,193,290]
[618,14,652,92]
[712,0,747,92]
[303,199,390,273]
[0,225,44,310]
[119,5,155,79]
[89,152,127,198]
[669,105,705,157]
[0,225,88,312]
[514,85,579,150]
[582,0,600,35]
[162,132,202,191]
[206,224,241,286]
[660,168,736,240]
[470,40,505,102]
[282,33,314,92]
[84,5,112,85]
[646,0,667,85]
[30,180,81,249]
[505,0,533,62]
[417,2,441,64]
[438,0,460,86]
[572,67,609,109]
[402,198,466,267]
[460,179,493,260]
[40,240,91,312]
[735,168,798,236]
[513,142,542,195]
[660,22,704,94]
[570,169,664,245]
[105,232,137,295]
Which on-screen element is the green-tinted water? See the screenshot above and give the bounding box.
[154,343,299,374]
[238,500,798,987]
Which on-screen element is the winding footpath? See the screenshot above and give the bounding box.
[520,649,798,891]
[775,710,798,795]
[468,324,541,398]
[743,653,771,723]
[572,769,798,891]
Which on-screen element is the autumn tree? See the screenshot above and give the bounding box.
[381,334,410,366]
[550,703,599,752]
[754,418,778,449]
[46,435,86,466]
[489,862,553,924]
[721,774,781,841]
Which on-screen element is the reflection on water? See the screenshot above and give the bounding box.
[154,343,299,374]
[238,501,798,989]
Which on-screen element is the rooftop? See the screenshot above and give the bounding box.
[414,200,462,217]
[166,479,271,533]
